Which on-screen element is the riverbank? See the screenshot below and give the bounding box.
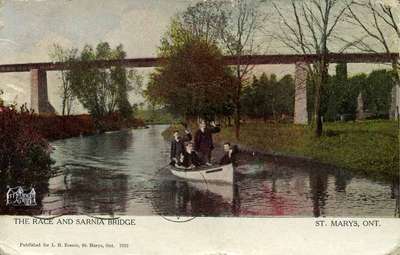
[27,113,145,141]
[163,120,399,180]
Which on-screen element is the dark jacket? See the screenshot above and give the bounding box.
[219,151,237,166]
[180,150,203,168]
[194,126,220,152]
[170,133,192,161]
[219,153,232,165]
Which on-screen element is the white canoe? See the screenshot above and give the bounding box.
[170,164,234,184]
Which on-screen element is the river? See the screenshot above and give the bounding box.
[34,125,398,217]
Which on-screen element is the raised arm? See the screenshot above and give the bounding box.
[210,121,221,133]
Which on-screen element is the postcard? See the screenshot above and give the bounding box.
[0,0,399,254]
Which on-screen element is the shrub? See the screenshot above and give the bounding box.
[0,105,53,186]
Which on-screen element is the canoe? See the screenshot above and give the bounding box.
[169,164,234,184]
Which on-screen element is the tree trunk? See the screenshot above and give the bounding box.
[61,96,66,116]
[234,78,242,140]
[234,100,241,140]
[314,83,323,137]
[390,59,399,120]
[314,60,327,137]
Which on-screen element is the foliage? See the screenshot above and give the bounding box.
[307,67,394,121]
[30,113,143,140]
[49,44,78,116]
[364,69,394,115]
[145,34,234,121]
[159,1,226,56]
[241,73,294,121]
[135,105,178,124]
[68,42,142,121]
[154,0,262,138]
[0,105,53,186]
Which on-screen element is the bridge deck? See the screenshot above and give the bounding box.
[0,53,398,73]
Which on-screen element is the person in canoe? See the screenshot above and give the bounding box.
[219,142,238,166]
[170,128,192,166]
[194,120,220,166]
[178,141,203,169]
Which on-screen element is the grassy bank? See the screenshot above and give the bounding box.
[164,120,399,179]
[135,108,178,125]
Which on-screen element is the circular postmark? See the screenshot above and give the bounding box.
[160,215,197,223]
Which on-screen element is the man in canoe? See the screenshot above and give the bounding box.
[170,129,192,166]
[219,142,238,166]
[179,142,203,168]
[194,120,220,166]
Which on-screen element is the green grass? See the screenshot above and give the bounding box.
[164,120,399,179]
[136,109,179,124]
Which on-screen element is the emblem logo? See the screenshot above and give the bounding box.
[6,186,37,207]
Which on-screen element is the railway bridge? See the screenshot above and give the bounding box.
[0,52,398,123]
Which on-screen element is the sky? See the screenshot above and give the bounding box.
[0,0,396,113]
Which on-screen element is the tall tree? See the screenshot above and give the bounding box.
[180,0,227,45]
[345,0,399,119]
[270,0,350,136]
[217,0,263,139]
[160,0,263,137]
[49,44,78,116]
[145,35,234,122]
[68,43,140,120]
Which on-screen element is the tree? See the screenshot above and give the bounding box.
[364,69,394,115]
[0,89,4,107]
[241,73,294,121]
[68,43,141,121]
[217,0,264,139]
[180,1,227,45]
[49,44,78,116]
[270,0,350,136]
[145,35,234,122]
[345,0,400,119]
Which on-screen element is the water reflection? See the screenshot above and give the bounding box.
[43,166,129,216]
[0,125,398,217]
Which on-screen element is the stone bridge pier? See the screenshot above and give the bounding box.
[30,69,55,114]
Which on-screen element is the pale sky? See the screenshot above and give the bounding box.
[0,0,396,113]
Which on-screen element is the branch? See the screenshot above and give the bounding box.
[334,34,378,53]
[346,2,386,46]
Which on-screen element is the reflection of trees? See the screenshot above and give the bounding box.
[231,181,241,216]
[81,131,133,160]
[309,169,328,217]
[333,169,352,193]
[392,179,399,217]
[42,166,129,216]
[52,130,134,167]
